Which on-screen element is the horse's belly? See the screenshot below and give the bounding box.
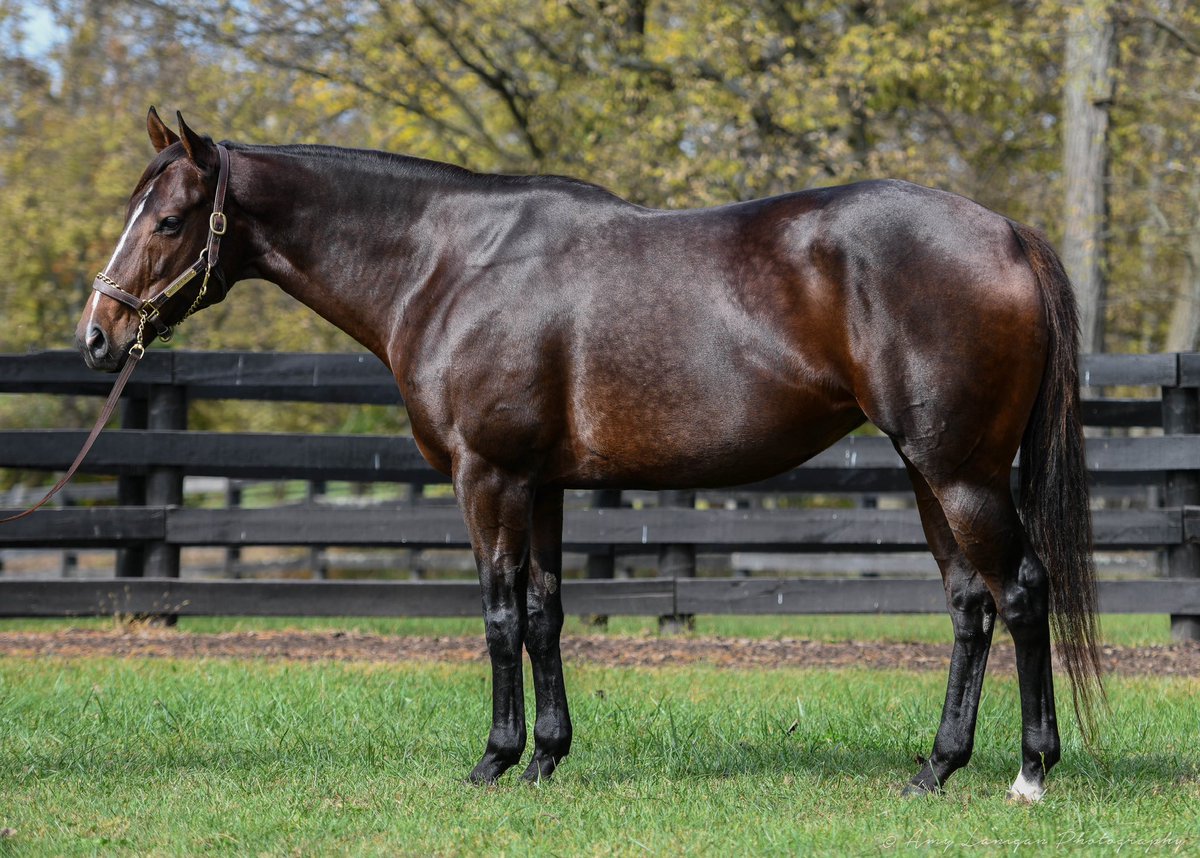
[558,393,864,489]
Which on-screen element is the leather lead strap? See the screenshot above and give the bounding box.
[0,348,141,523]
[0,350,142,524]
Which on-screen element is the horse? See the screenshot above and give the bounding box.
[76,108,1102,800]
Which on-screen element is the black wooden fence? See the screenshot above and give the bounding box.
[1,350,1199,638]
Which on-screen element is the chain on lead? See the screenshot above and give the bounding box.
[182,269,211,323]
[129,312,149,360]
[134,267,210,358]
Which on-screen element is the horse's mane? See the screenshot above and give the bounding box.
[130,136,624,209]
[222,140,623,199]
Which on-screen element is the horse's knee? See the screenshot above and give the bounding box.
[483,604,524,659]
[525,598,563,654]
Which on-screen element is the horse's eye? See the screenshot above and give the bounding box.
[157,216,182,233]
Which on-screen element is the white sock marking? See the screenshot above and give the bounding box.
[1008,769,1046,802]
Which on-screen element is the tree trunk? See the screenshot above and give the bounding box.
[1164,176,1200,352]
[1062,0,1116,354]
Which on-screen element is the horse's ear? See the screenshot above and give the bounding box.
[146,106,179,153]
[176,111,217,172]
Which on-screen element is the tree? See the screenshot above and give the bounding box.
[3,0,1198,378]
[1062,0,1116,354]
[1106,0,1200,352]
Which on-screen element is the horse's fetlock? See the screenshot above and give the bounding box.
[534,715,572,757]
[488,727,526,763]
[1038,739,1062,773]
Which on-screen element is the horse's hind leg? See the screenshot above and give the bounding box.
[454,455,532,784]
[900,457,997,796]
[521,488,572,781]
[916,465,1061,801]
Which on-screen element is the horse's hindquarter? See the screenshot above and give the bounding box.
[822,181,1048,472]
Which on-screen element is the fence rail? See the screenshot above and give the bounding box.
[2,350,1199,637]
[2,577,1199,618]
[0,505,1187,550]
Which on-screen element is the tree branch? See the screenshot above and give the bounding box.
[1127,9,1200,56]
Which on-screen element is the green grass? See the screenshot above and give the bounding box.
[0,613,1177,646]
[0,657,1196,856]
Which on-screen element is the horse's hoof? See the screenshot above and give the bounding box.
[465,764,503,786]
[519,755,561,784]
[1006,771,1046,803]
[1006,790,1038,804]
[901,779,941,798]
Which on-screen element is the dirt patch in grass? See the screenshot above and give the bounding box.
[1,628,1197,676]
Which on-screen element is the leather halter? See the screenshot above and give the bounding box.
[91,143,231,355]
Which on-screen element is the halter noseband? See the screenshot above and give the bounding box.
[91,143,231,357]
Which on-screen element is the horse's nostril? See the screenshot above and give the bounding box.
[86,325,107,353]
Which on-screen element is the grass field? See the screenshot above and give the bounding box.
[0,612,1181,646]
[0,615,1197,856]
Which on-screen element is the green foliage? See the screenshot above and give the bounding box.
[1,0,1198,441]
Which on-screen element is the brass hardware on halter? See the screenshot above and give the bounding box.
[161,264,199,299]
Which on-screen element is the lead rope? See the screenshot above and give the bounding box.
[0,349,143,524]
[0,265,213,522]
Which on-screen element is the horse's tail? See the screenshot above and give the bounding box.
[1007,218,1104,743]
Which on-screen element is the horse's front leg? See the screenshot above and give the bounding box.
[456,456,533,784]
[521,488,571,781]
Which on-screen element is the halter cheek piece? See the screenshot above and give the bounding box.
[91,143,231,358]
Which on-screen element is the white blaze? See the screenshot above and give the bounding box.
[90,181,156,329]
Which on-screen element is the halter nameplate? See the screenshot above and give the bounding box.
[91,143,231,345]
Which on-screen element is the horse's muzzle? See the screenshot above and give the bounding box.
[77,324,124,373]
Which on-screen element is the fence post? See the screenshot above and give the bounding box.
[309,480,328,578]
[658,489,696,633]
[115,397,148,577]
[145,383,186,579]
[1162,365,1200,642]
[584,489,622,627]
[59,494,77,577]
[223,482,243,578]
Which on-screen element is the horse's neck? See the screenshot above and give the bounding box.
[234,148,455,364]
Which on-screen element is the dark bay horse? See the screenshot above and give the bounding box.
[77,108,1101,799]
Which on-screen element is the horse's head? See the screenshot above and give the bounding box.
[77,107,232,371]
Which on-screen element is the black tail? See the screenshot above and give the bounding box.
[1008,219,1104,742]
